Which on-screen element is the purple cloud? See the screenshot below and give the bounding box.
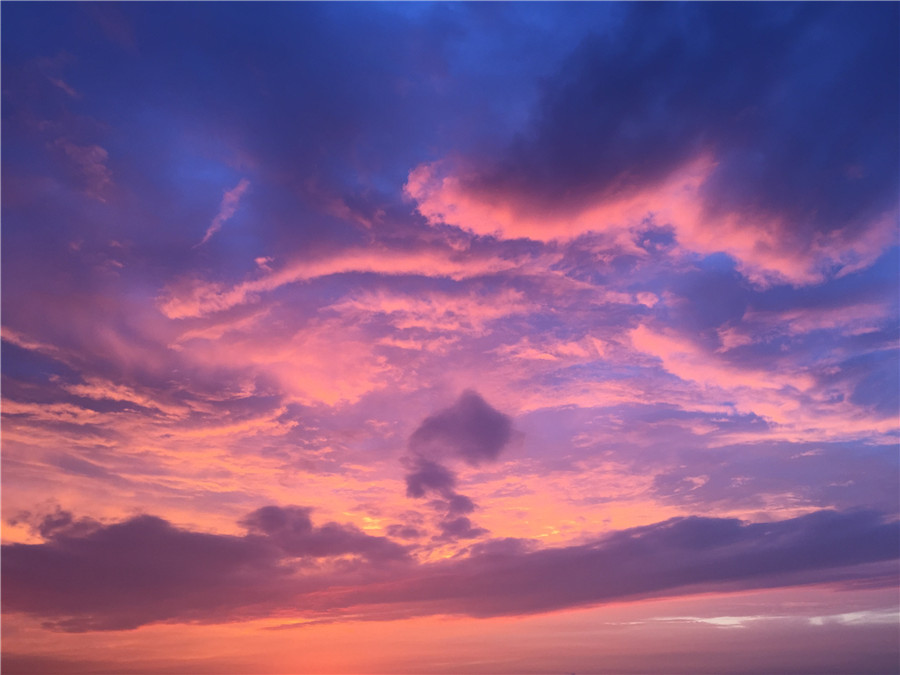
[241,505,408,561]
[2,506,409,632]
[409,390,513,466]
[3,508,896,632]
[404,457,457,499]
[343,509,900,619]
[436,516,489,541]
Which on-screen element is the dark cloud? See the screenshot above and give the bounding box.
[343,509,900,619]
[404,456,457,498]
[386,524,423,540]
[463,3,898,250]
[441,493,478,516]
[4,508,895,632]
[436,516,488,541]
[2,506,408,632]
[240,505,408,561]
[402,391,511,540]
[2,514,282,631]
[7,507,101,541]
[404,456,486,534]
[409,389,512,465]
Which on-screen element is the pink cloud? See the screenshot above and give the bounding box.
[159,245,552,319]
[629,323,815,394]
[406,154,898,287]
[329,287,534,335]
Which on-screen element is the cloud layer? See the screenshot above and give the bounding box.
[4,507,896,632]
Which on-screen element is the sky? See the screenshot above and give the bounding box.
[1,2,899,674]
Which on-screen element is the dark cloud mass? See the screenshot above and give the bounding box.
[468,2,898,242]
[409,390,513,465]
[2,508,896,632]
[2,506,408,631]
[404,457,457,499]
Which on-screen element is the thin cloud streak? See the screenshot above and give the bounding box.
[198,178,250,246]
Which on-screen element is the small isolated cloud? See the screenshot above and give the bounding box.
[199,178,251,246]
[402,391,512,539]
[47,77,80,99]
[409,389,513,466]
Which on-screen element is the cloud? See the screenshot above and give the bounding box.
[240,505,408,561]
[409,389,513,466]
[404,457,457,499]
[436,516,488,541]
[401,391,513,538]
[2,506,409,632]
[3,508,896,632]
[199,178,250,246]
[47,76,80,99]
[329,287,534,335]
[8,507,102,541]
[340,509,900,619]
[404,456,485,536]
[406,3,899,286]
[158,244,545,319]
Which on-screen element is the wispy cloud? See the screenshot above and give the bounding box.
[198,178,250,246]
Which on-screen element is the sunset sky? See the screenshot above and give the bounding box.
[2,3,899,674]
